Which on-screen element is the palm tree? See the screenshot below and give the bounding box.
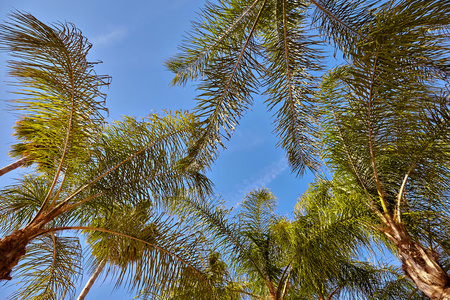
[170,188,410,300]
[0,12,214,299]
[167,0,450,298]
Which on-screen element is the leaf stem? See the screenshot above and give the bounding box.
[366,46,388,214]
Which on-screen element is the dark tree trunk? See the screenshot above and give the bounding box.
[384,219,450,300]
[0,157,29,177]
[0,227,40,280]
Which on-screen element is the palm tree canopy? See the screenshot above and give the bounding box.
[0,11,218,299]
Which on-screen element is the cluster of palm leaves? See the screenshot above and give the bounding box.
[164,0,450,298]
[0,0,449,298]
[0,12,214,299]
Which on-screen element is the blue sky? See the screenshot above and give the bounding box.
[0,1,321,298]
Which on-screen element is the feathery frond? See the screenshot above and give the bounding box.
[0,11,110,173]
[8,233,82,300]
[84,207,211,297]
[167,0,325,175]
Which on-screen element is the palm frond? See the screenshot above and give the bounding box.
[260,0,323,174]
[168,192,243,260]
[49,111,213,219]
[7,233,82,300]
[167,190,279,294]
[167,0,270,177]
[50,218,211,298]
[291,176,379,296]
[0,176,50,234]
[369,270,427,300]
[309,0,380,54]
[237,189,282,289]
[239,188,277,236]
[0,11,110,173]
[166,0,263,86]
[319,0,450,218]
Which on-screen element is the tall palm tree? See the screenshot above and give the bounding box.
[0,12,214,299]
[167,0,450,298]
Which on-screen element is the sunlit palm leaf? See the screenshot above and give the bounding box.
[0,176,48,234]
[0,11,110,173]
[237,189,281,291]
[84,208,211,297]
[166,0,263,86]
[292,176,381,297]
[167,0,326,175]
[68,111,213,212]
[319,0,450,223]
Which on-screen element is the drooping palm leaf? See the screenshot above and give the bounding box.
[319,0,450,220]
[308,0,380,55]
[260,0,323,174]
[7,233,82,300]
[0,176,49,234]
[167,0,326,175]
[0,11,110,174]
[59,111,213,218]
[83,207,212,297]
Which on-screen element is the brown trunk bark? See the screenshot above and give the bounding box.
[383,219,450,299]
[76,260,106,300]
[0,227,40,280]
[0,157,29,177]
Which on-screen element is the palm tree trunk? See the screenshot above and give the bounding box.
[383,219,450,300]
[77,260,106,300]
[0,227,40,280]
[0,157,28,177]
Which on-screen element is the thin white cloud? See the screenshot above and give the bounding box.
[92,27,127,46]
[241,158,288,191]
[228,158,288,207]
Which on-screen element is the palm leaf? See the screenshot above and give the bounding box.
[309,0,380,54]
[0,11,110,173]
[260,0,323,174]
[40,111,213,225]
[0,176,49,234]
[84,209,211,297]
[319,0,450,221]
[7,233,82,300]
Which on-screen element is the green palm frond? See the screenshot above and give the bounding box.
[7,233,82,300]
[84,208,211,297]
[260,0,322,174]
[43,111,212,223]
[0,11,110,173]
[149,251,247,300]
[0,175,78,233]
[166,0,266,171]
[167,0,327,175]
[237,189,281,290]
[308,0,379,54]
[291,176,380,296]
[369,272,427,300]
[168,191,243,259]
[239,188,277,235]
[168,190,279,296]
[319,0,450,222]
[0,176,49,234]
[90,111,212,203]
[166,0,263,86]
